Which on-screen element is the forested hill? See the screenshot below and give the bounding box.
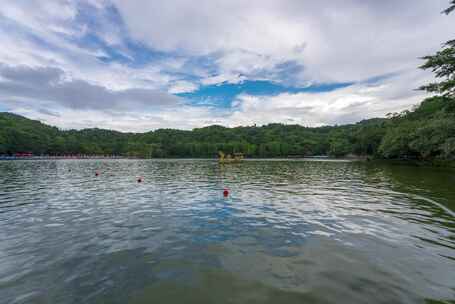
[1,96,454,160]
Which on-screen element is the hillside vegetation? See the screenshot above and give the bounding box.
[1,96,454,160]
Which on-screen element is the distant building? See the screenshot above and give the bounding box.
[15,152,33,158]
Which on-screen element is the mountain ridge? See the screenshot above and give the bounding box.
[1,96,454,161]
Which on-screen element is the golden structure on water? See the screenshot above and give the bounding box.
[218,151,244,164]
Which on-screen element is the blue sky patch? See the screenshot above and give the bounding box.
[178,80,354,107]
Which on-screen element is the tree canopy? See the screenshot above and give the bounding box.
[443,0,455,15]
[1,96,454,161]
[420,1,455,98]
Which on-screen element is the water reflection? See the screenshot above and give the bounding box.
[0,159,454,303]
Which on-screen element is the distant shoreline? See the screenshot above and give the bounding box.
[0,155,361,161]
[2,157,454,169]
[2,96,455,164]
[0,155,128,160]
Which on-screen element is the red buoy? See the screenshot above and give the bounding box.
[137,177,143,183]
[223,189,229,197]
[95,171,99,176]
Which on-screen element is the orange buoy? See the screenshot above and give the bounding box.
[223,189,229,197]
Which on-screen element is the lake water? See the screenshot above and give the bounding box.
[0,159,454,304]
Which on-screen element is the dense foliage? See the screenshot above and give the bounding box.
[419,1,455,98]
[379,97,455,160]
[443,0,455,15]
[1,96,454,160]
[420,39,455,98]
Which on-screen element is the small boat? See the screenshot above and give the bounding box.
[218,151,244,164]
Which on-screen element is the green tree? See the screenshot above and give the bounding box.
[328,132,352,157]
[419,1,455,97]
[441,138,455,159]
[379,123,417,159]
[408,118,455,159]
[0,134,7,154]
[443,0,455,15]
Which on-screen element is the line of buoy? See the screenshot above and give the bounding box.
[92,171,228,196]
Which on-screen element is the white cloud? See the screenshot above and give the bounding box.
[0,64,180,111]
[201,74,246,86]
[0,1,184,92]
[3,65,432,132]
[168,80,199,94]
[0,0,452,131]
[11,105,223,132]
[225,69,432,127]
[114,0,454,85]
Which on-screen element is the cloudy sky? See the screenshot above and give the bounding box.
[0,0,453,131]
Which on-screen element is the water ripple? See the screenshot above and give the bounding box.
[0,159,454,304]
